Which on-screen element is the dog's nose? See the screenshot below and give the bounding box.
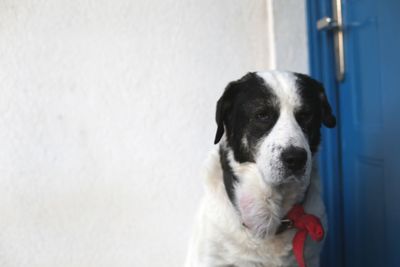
[281,147,307,173]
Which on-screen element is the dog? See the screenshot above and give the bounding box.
[185,71,336,267]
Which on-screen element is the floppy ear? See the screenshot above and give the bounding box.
[297,73,337,128]
[214,82,236,144]
[214,98,226,144]
[214,72,256,144]
[318,83,336,128]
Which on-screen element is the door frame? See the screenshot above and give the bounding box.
[306,1,344,266]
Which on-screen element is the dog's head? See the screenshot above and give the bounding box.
[214,71,335,237]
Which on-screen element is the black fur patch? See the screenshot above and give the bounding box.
[215,73,280,204]
[294,73,336,153]
[219,146,238,204]
[215,72,280,162]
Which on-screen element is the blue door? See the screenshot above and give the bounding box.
[307,0,400,266]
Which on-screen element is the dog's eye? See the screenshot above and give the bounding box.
[297,111,313,123]
[255,111,272,121]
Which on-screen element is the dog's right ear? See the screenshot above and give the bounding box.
[214,73,252,144]
[214,88,231,144]
[214,73,254,144]
[214,81,240,144]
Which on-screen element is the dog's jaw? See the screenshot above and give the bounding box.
[220,141,312,239]
[227,146,283,238]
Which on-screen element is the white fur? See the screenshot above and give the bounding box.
[256,71,311,186]
[186,71,327,267]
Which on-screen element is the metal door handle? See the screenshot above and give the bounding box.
[317,16,339,31]
[317,0,345,82]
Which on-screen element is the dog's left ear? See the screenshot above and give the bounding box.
[312,79,336,128]
[296,73,336,128]
[319,86,336,128]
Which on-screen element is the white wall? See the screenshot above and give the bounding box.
[0,0,307,266]
[269,0,309,73]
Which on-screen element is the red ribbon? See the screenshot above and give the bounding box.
[286,204,324,267]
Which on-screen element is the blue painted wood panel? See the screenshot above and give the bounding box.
[340,0,386,265]
[307,0,400,266]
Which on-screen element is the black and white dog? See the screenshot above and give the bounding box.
[185,71,336,267]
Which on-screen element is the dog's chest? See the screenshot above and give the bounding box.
[214,228,297,267]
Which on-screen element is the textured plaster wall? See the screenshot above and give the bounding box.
[0,0,307,266]
[0,0,272,266]
[270,0,309,73]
